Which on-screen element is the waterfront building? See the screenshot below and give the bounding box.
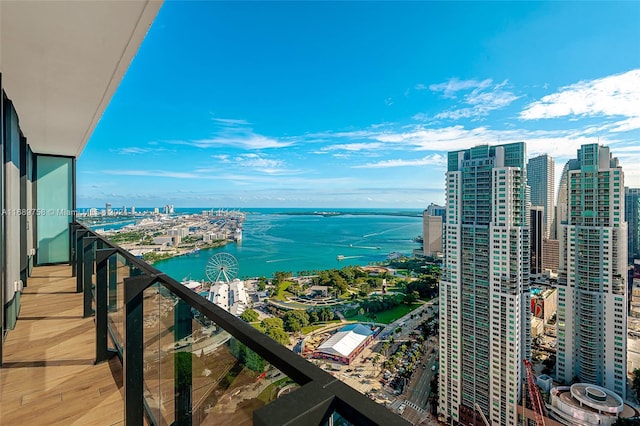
[208,279,249,316]
[131,206,136,215]
[312,324,375,365]
[527,154,555,239]
[105,202,112,216]
[422,213,443,257]
[163,204,175,214]
[439,143,530,425]
[626,187,640,262]
[556,144,627,399]
[530,206,544,276]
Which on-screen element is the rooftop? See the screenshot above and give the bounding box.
[316,324,373,358]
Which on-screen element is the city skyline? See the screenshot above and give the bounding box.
[76,1,640,208]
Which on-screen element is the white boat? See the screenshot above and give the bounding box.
[387,252,403,260]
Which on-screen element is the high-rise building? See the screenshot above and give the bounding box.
[439,143,530,425]
[130,206,136,216]
[427,203,446,221]
[626,187,640,262]
[556,144,627,399]
[542,239,559,274]
[530,206,544,276]
[527,154,555,239]
[422,213,442,257]
[105,202,112,216]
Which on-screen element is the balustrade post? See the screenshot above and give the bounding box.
[95,248,116,363]
[175,299,193,425]
[75,230,88,292]
[124,274,160,426]
[83,236,97,318]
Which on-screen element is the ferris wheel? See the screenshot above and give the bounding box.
[205,252,239,283]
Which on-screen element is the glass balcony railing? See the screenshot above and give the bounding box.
[71,222,409,426]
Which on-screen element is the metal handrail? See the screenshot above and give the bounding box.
[73,221,410,426]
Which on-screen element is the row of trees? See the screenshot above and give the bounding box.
[359,294,404,314]
[240,307,335,333]
[268,261,441,302]
[402,274,439,300]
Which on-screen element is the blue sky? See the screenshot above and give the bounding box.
[77,1,640,208]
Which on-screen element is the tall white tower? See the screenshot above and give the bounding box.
[439,143,530,425]
[556,144,627,399]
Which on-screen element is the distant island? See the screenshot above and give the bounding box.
[276,210,422,218]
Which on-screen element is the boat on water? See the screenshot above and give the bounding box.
[337,255,345,261]
[181,278,203,293]
[234,228,243,241]
[387,252,404,260]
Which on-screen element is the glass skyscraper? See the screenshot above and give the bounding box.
[626,187,640,262]
[527,154,555,239]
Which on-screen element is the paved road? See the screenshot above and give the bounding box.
[407,350,437,410]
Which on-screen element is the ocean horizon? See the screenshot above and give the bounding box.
[87,208,425,282]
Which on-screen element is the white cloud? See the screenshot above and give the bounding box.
[305,121,624,168]
[212,117,250,125]
[236,154,284,171]
[115,147,150,154]
[320,142,385,152]
[213,154,231,162]
[103,169,200,179]
[208,153,298,175]
[610,117,640,133]
[184,133,293,150]
[353,154,446,169]
[171,117,294,150]
[520,69,640,130]
[433,79,519,120]
[112,147,171,155]
[429,78,493,98]
[413,78,517,121]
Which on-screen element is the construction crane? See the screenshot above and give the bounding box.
[474,403,490,426]
[523,359,545,426]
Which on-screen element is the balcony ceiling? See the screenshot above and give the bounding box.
[1,1,162,157]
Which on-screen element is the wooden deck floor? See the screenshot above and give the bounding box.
[0,265,124,425]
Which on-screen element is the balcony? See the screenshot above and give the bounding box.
[0,264,125,424]
[1,223,409,426]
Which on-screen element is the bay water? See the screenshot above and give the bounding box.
[152,208,423,281]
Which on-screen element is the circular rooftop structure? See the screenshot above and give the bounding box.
[570,383,623,414]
